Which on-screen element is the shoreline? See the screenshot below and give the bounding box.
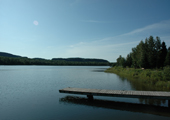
[105,66,170,91]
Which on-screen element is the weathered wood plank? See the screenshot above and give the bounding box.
[59,88,170,100]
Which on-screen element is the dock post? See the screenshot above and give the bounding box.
[87,95,93,100]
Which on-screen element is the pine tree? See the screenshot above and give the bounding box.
[155,36,162,68]
[116,55,126,67]
[147,36,156,68]
[126,53,132,67]
[143,38,150,68]
[160,42,167,68]
[165,47,170,66]
[131,47,137,68]
[137,40,146,68]
[115,36,168,69]
[117,55,122,66]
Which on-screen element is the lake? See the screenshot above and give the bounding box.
[0,66,170,120]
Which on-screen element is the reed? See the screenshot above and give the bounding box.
[105,66,170,91]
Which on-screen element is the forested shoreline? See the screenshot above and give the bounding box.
[116,36,170,68]
[106,36,170,91]
[0,55,109,66]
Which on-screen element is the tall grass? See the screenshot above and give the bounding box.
[105,66,170,91]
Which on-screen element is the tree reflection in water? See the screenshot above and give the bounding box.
[117,75,168,106]
[60,96,170,117]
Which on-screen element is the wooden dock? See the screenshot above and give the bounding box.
[59,87,170,107]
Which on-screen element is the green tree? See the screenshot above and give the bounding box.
[155,36,162,68]
[160,41,167,68]
[115,36,169,69]
[165,47,170,66]
[126,53,132,67]
[136,40,147,68]
[131,47,138,68]
[131,39,149,68]
[147,36,156,68]
[117,55,122,66]
[121,57,126,68]
[116,55,126,67]
[143,38,150,68]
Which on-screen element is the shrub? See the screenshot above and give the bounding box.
[163,66,170,81]
[105,66,170,91]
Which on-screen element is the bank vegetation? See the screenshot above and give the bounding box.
[106,36,170,91]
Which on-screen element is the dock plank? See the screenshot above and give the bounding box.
[59,88,170,100]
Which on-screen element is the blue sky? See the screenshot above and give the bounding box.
[0,0,170,62]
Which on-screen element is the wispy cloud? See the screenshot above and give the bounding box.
[81,20,104,23]
[64,19,170,61]
[91,19,170,43]
[69,42,86,48]
[64,40,140,61]
[122,19,170,36]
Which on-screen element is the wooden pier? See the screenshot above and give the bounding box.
[59,87,170,107]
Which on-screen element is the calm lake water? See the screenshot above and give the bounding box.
[0,66,170,120]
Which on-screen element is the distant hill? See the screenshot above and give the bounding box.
[52,58,109,63]
[32,58,47,60]
[0,52,109,65]
[0,52,22,58]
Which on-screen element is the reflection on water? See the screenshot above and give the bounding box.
[117,75,168,106]
[1,66,169,120]
[139,99,166,106]
[60,96,170,117]
[92,68,108,72]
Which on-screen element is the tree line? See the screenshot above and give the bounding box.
[0,56,109,66]
[116,36,170,68]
